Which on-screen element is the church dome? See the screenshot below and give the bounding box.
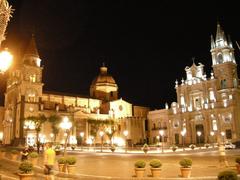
[91,66,117,86]
[90,65,118,101]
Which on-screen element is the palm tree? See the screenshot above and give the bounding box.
[25,114,47,153]
[48,114,61,142]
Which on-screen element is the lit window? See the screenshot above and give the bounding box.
[209,90,215,102]
[212,120,217,131]
[173,120,179,128]
[36,58,41,67]
[30,74,36,82]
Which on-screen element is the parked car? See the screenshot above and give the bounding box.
[224,142,236,149]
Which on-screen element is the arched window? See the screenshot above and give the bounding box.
[29,74,36,83]
[212,120,217,131]
[217,53,223,64]
[221,79,227,89]
[26,89,37,102]
[233,78,238,88]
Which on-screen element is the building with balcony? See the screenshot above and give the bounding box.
[148,23,240,146]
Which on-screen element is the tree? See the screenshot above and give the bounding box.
[25,114,47,153]
[48,114,61,142]
[87,118,116,144]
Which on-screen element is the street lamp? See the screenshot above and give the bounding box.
[181,130,186,151]
[0,49,13,73]
[123,130,128,153]
[159,130,164,153]
[99,131,104,152]
[50,133,54,142]
[221,131,225,144]
[210,131,215,148]
[80,132,84,151]
[156,135,160,146]
[60,116,72,157]
[197,131,202,149]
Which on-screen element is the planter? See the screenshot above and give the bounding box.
[30,158,38,166]
[67,165,76,174]
[11,154,19,161]
[18,173,34,180]
[55,150,61,155]
[135,168,145,178]
[236,164,240,174]
[172,148,177,152]
[143,148,148,154]
[0,152,6,158]
[180,167,192,178]
[110,147,115,152]
[150,168,161,177]
[58,163,65,172]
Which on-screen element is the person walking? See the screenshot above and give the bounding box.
[44,143,56,180]
[20,147,29,161]
[218,143,229,167]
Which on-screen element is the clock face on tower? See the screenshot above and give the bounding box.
[119,105,123,111]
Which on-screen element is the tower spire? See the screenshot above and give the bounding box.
[215,22,227,47]
[24,34,39,57]
[228,35,233,48]
[23,34,41,66]
[211,35,215,49]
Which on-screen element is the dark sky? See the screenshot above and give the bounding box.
[1,1,240,109]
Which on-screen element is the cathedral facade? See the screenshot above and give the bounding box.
[0,35,149,146]
[148,23,240,146]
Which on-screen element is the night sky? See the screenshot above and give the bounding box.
[1,1,240,109]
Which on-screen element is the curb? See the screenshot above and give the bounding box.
[2,158,240,180]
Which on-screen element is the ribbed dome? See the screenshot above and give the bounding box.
[91,66,117,86]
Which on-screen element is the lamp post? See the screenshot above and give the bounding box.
[156,135,160,147]
[0,49,13,73]
[80,132,84,151]
[197,131,202,149]
[181,130,186,151]
[99,131,104,152]
[210,131,215,148]
[221,131,225,145]
[123,130,128,153]
[60,116,72,157]
[159,130,164,153]
[50,133,54,142]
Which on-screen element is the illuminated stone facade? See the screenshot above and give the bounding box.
[0,35,149,146]
[148,23,240,146]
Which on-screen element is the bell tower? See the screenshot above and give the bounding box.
[210,23,238,90]
[4,35,43,145]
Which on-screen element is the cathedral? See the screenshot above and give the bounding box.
[148,23,240,146]
[0,35,149,146]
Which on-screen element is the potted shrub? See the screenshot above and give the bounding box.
[189,144,196,150]
[0,149,6,158]
[18,161,34,180]
[54,145,61,155]
[218,170,237,180]
[149,159,162,177]
[134,160,146,177]
[235,157,240,174]
[11,150,19,161]
[204,143,210,149]
[29,152,38,165]
[142,144,149,154]
[171,145,178,152]
[110,145,116,152]
[71,144,76,150]
[57,157,66,172]
[66,156,77,174]
[179,158,192,178]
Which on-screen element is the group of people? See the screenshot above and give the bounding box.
[20,143,56,180]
